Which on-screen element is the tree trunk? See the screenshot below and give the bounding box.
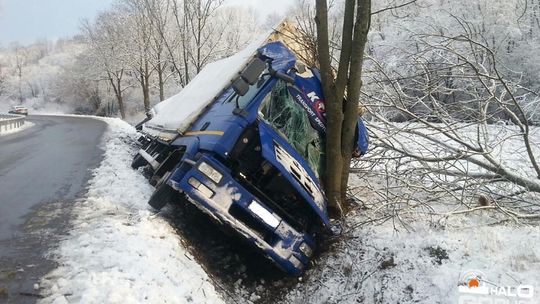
[17,70,23,103]
[141,61,151,112]
[107,71,125,119]
[339,0,371,204]
[315,0,371,217]
[157,61,165,101]
[142,76,150,112]
[315,0,345,216]
[117,78,126,119]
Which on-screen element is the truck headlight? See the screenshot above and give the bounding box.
[188,177,214,199]
[299,243,313,257]
[288,255,303,269]
[198,161,223,184]
[248,200,280,229]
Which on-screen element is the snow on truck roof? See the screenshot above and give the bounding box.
[143,31,272,140]
[142,21,304,141]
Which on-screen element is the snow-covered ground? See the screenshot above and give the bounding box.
[281,212,540,304]
[0,121,35,136]
[39,117,224,304]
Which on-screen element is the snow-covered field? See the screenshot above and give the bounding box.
[282,212,540,304]
[37,117,540,304]
[39,118,223,304]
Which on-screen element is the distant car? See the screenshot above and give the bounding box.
[8,106,29,116]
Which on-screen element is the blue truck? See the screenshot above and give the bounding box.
[132,28,368,275]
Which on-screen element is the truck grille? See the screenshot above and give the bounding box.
[228,204,276,245]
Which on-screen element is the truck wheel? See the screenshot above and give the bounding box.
[148,171,173,210]
[148,182,175,210]
[131,153,147,169]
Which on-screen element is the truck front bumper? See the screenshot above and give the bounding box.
[168,154,314,275]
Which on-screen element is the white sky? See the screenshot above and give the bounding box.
[0,0,115,46]
[0,0,295,47]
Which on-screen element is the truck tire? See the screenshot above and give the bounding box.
[148,182,175,210]
[148,171,173,210]
[131,153,147,169]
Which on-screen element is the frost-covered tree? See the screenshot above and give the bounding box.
[12,45,27,103]
[0,62,6,96]
[142,0,171,101]
[352,0,540,222]
[163,0,259,85]
[82,8,132,118]
[0,39,86,113]
[55,53,103,113]
[116,0,156,112]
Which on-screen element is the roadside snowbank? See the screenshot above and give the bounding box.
[39,117,224,304]
[0,121,34,136]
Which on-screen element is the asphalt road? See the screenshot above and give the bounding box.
[0,115,107,302]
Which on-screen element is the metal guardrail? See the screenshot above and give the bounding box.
[0,114,26,133]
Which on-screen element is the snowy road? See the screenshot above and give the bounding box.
[0,115,106,302]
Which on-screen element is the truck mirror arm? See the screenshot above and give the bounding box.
[268,65,295,84]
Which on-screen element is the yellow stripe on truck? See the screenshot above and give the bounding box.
[183,130,225,136]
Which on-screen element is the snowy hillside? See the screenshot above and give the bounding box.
[0,41,86,114]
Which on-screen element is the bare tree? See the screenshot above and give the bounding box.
[123,0,154,112]
[146,0,170,101]
[56,53,104,113]
[82,10,130,118]
[183,0,224,74]
[353,18,540,224]
[167,0,244,85]
[0,62,6,96]
[13,45,27,103]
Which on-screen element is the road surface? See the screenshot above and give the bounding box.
[0,115,107,303]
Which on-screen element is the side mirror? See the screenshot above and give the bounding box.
[232,77,249,96]
[268,65,295,84]
[241,58,266,85]
[356,118,369,156]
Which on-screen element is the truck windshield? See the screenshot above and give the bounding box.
[258,80,324,177]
